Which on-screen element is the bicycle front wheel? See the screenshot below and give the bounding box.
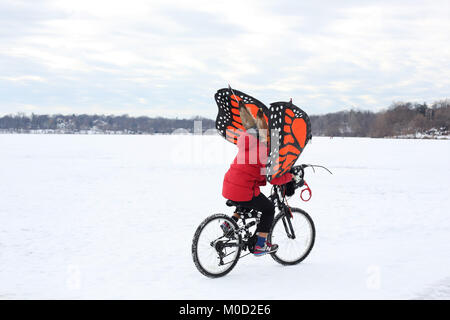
[268,207,315,265]
[192,214,242,278]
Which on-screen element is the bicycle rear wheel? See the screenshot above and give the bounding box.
[268,207,315,265]
[192,214,242,278]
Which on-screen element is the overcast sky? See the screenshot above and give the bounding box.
[0,0,449,118]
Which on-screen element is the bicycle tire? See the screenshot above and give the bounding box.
[268,207,315,266]
[192,214,242,278]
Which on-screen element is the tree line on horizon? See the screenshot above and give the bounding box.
[0,99,449,138]
[310,99,449,137]
[0,114,216,134]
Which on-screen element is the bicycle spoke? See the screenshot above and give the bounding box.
[270,210,314,264]
[193,216,242,276]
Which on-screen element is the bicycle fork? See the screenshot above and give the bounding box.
[281,209,296,239]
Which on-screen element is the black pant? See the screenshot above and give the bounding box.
[235,193,275,233]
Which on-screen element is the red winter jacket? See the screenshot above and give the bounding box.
[222,131,293,201]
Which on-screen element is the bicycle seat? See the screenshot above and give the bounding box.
[226,200,240,207]
[225,200,256,217]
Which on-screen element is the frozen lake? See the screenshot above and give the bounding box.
[0,134,449,299]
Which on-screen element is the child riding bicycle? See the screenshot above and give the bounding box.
[221,102,295,256]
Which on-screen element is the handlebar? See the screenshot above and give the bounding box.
[290,164,333,182]
[290,165,306,188]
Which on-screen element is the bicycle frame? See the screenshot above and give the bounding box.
[227,185,296,251]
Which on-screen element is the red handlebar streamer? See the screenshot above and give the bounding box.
[300,181,312,202]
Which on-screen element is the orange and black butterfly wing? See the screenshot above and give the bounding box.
[267,102,312,182]
[214,88,269,144]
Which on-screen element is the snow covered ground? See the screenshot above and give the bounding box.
[0,134,449,299]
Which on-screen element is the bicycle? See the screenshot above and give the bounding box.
[192,164,330,278]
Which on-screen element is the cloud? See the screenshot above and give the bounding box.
[0,75,46,83]
[0,0,449,117]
